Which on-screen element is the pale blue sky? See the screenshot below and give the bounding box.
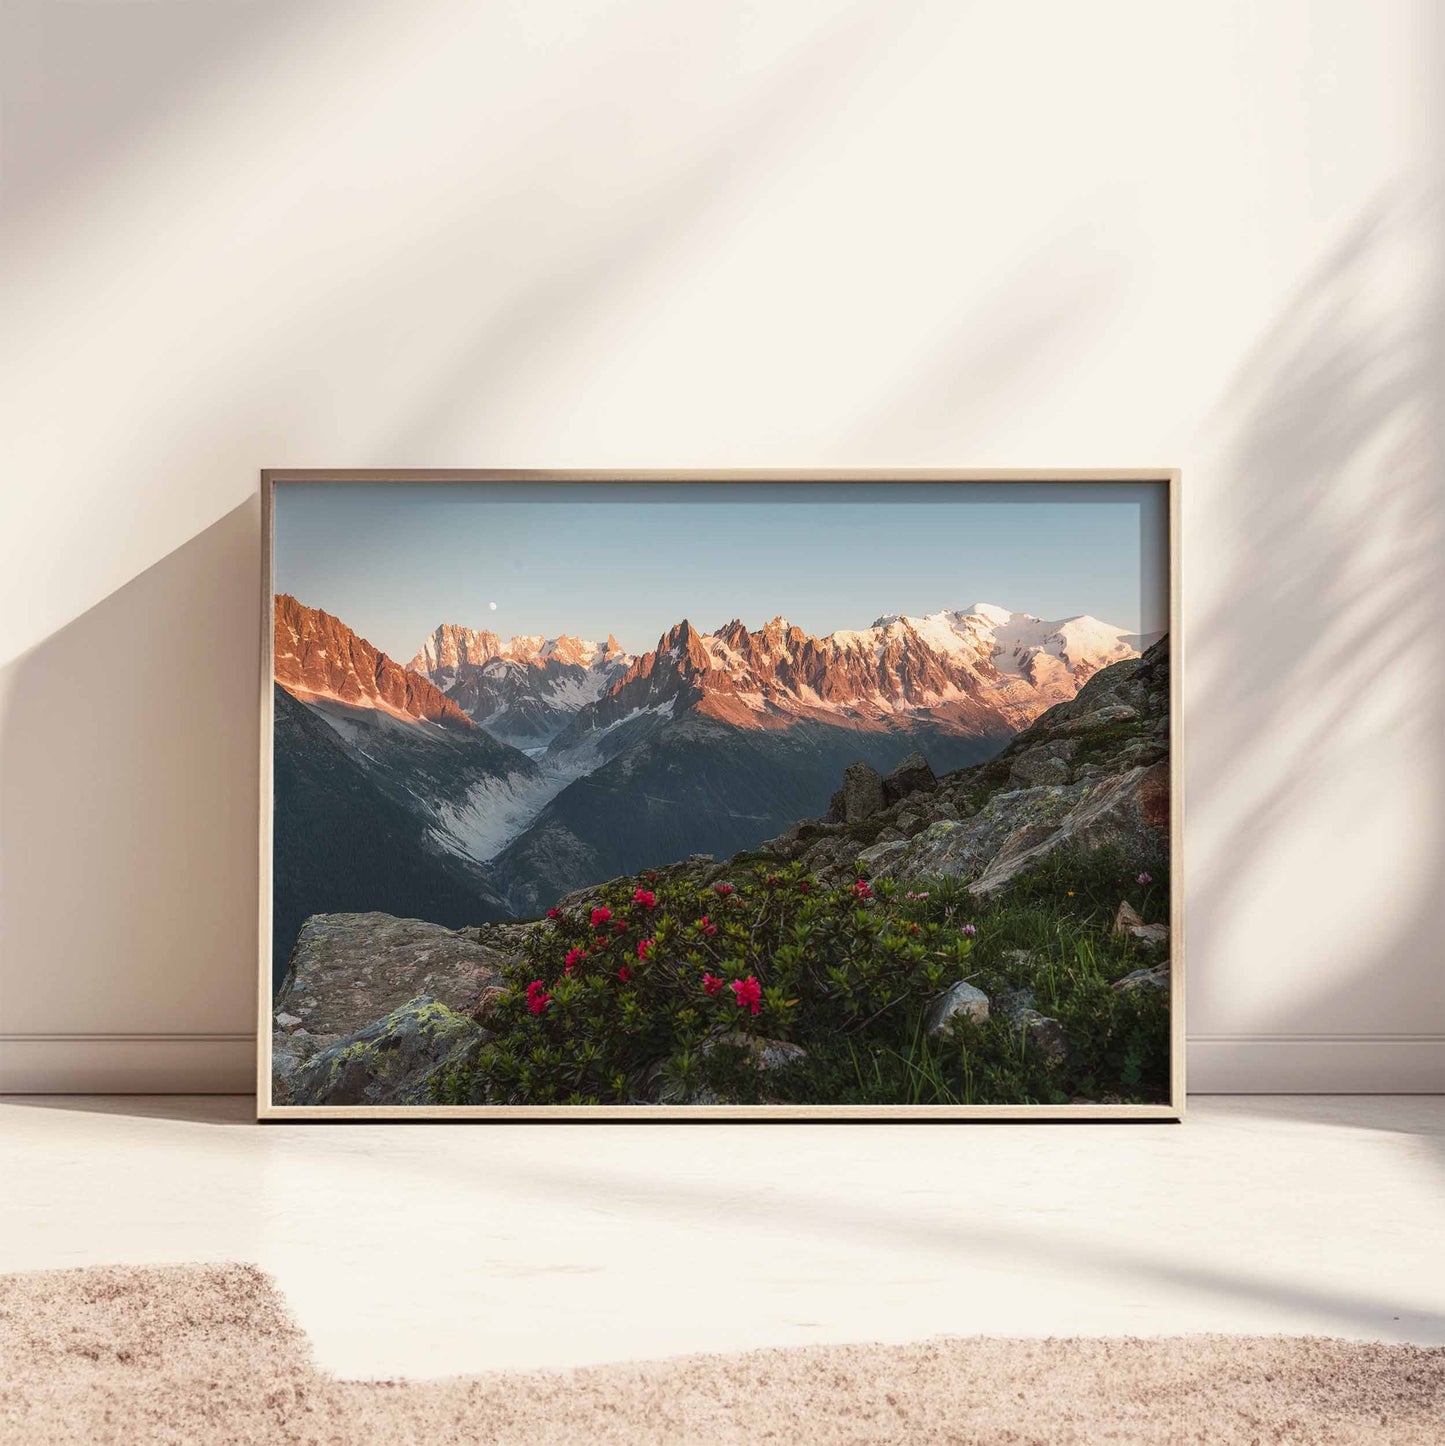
[274,481,1168,660]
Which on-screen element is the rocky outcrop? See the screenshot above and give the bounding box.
[967,761,1168,896]
[286,996,488,1106]
[272,913,515,1100]
[883,751,937,805]
[276,913,513,1037]
[724,637,1171,897]
[840,762,885,823]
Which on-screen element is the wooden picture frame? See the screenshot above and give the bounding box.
[258,470,1183,1121]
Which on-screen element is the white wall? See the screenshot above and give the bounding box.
[1,0,1440,1093]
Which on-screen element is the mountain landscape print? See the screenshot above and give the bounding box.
[266,476,1176,1115]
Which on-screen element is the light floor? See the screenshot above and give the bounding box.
[0,1095,1440,1380]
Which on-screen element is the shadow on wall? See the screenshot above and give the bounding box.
[1189,192,1445,1049]
[0,500,260,1036]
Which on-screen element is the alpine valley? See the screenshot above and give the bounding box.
[272,594,1150,973]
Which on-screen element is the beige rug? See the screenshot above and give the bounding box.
[1,1265,1440,1444]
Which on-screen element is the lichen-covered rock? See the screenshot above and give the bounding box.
[882,751,937,805]
[274,913,511,1045]
[869,782,1088,883]
[1008,752,1073,789]
[841,761,885,823]
[800,833,859,881]
[925,980,990,1034]
[857,838,911,871]
[995,988,1069,1064]
[1114,963,1170,994]
[969,762,1169,896]
[1052,703,1138,734]
[286,995,488,1106]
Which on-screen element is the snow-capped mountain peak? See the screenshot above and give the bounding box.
[409,621,635,752]
[575,604,1144,736]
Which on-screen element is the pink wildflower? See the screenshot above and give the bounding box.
[633,888,657,909]
[852,879,874,900]
[563,946,588,975]
[1137,872,1153,886]
[637,937,654,961]
[731,975,762,1016]
[526,980,552,1015]
[905,890,930,900]
[590,906,612,927]
[698,914,718,936]
[702,973,724,996]
[960,923,977,937]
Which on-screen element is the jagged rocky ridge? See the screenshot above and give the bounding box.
[274,639,1171,1106]
[409,624,632,752]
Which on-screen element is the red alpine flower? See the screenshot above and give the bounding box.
[697,914,718,936]
[563,946,588,975]
[618,965,632,982]
[633,888,656,909]
[713,883,735,896]
[545,907,562,919]
[637,937,654,962]
[613,919,628,933]
[590,906,612,927]
[526,980,552,1015]
[731,975,762,1016]
[852,879,874,900]
[702,972,724,996]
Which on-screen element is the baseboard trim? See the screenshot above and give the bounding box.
[2,1033,1441,1096]
[1188,1035,1444,1094]
[0,1035,255,1094]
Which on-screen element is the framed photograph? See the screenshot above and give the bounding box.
[259,471,1182,1120]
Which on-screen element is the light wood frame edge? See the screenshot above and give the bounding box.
[256,469,1184,1123]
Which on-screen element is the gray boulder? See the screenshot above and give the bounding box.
[841,761,886,823]
[1113,900,1169,946]
[286,995,488,1106]
[995,988,1069,1064]
[1008,751,1073,789]
[969,762,1169,896]
[274,913,511,1044]
[857,838,911,871]
[883,751,937,805]
[1114,963,1170,994]
[925,980,990,1034]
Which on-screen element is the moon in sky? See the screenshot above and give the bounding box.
[488,601,498,611]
